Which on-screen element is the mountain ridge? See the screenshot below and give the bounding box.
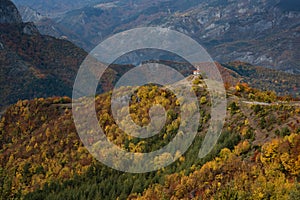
[0,0,87,109]
[14,0,300,74]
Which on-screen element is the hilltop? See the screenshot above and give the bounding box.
[0,75,299,199]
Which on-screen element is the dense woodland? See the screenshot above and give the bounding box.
[0,76,299,199]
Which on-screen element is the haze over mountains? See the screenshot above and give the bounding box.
[13,0,300,74]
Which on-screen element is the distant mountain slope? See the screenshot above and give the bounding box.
[0,0,87,109]
[17,0,299,74]
[222,61,300,97]
[18,6,44,22]
[157,0,300,73]
[12,0,109,17]
[15,0,203,51]
[2,0,298,110]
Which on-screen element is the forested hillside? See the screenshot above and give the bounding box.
[0,76,299,199]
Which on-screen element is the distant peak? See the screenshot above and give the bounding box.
[0,0,23,24]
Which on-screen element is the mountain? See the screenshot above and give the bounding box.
[16,0,299,74]
[0,0,198,110]
[0,0,87,110]
[18,6,44,23]
[1,0,298,110]
[157,0,300,74]
[12,0,109,17]
[15,0,203,51]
